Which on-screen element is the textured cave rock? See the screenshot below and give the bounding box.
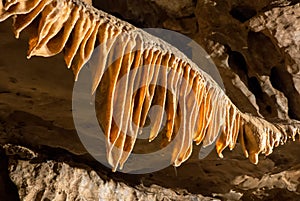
[5,147,216,201]
[0,0,300,200]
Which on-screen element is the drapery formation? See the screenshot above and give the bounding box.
[1,0,299,171]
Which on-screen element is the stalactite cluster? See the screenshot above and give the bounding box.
[1,0,299,171]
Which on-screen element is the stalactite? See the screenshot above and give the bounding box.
[0,0,299,171]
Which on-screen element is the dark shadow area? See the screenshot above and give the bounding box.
[0,147,20,201]
[270,66,300,120]
[228,50,249,83]
[270,67,285,92]
[230,5,257,22]
[248,76,277,116]
[248,76,263,100]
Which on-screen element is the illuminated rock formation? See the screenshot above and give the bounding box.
[0,0,299,172]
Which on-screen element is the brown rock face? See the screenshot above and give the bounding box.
[0,0,300,200]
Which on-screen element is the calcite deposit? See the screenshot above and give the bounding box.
[0,0,299,200]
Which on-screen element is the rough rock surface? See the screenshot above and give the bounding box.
[7,153,215,201]
[0,0,300,200]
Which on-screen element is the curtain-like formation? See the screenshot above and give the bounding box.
[1,0,299,171]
